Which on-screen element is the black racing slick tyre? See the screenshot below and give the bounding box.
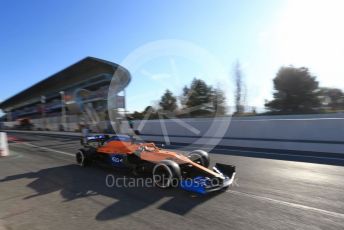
[187,150,210,168]
[152,160,181,188]
[76,150,91,167]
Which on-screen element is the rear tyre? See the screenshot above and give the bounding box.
[76,150,91,167]
[187,150,210,168]
[152,160,181,188]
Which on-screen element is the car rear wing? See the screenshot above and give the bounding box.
[81,135,110,147]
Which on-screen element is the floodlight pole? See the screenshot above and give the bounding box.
[6,109,12,122]
[60,91,67,131]
[124,89,126,112]
[40,95,46,130]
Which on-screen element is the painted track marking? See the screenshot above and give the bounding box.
[227,190,344,219]
[20,142,74,157]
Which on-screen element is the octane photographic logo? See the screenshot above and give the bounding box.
[105,174,229,189]
[108,39,232,152]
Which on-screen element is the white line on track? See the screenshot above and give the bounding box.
[20,142,74,157]
[227,190,344,219]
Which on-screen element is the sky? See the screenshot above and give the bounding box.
[1,0,344,113]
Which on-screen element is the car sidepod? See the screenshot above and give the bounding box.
[107,154,127,168]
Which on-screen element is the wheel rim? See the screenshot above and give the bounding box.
[153,164,172,188]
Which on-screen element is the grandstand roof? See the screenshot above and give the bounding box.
[0,57,125,110]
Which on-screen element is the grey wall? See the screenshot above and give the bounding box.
[3,113,344,154]
[132,114,344,154]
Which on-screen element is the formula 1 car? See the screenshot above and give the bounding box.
[76,135,236,194]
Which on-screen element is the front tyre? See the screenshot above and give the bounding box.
[152,160,181,188]
[187,150,210,168]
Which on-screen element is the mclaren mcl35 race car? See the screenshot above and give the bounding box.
[76,135,236,194]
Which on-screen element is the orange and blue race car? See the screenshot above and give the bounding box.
[76,135,236,194]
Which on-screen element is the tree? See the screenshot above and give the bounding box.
[180,85,190,109]
[211,87,227,116]
[233,61,245,114]
[159,90,177,112]
[319,87,344,110]
[184,78,213,116]
[131,111,144,120]
[143,106,154,113]
[265,66,320,114]
[138,106,159,120]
